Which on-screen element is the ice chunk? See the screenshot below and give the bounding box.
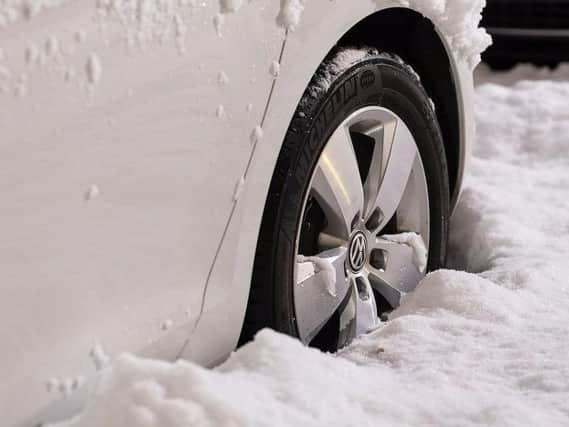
[381,232,428,272]
[90,343,110,371]
[45,35,59,57]
[213,13,224,37]
[269,60,280,77]
[250,125,263,144]
[297,254,337,297]
[216,104,225,119]
[75,29,87,44]
[86,53,102,85]
[25,43,39,65]
[276,0,305,32]
[84,185,100,201]
[173,14,187,54]
[217,70,229,86]
[160,320,173,331]
[72,376,86,391]
[233,176,245,202]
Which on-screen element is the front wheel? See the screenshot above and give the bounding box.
[240,49,449,352]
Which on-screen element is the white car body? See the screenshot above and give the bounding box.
[0,1,476,425]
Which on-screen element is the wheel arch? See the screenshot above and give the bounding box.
[181,3,473,364]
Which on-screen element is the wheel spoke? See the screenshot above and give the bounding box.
[336,276,380,349]
[353,118,398,219]
[353,275,380,336]
[311,125,364,240]
[295,247,350,344]
[367,235,425,307]
[365,119,418,231]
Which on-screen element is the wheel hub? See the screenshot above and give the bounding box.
[348,231,368,273]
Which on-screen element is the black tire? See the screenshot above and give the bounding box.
[239,50,449,346]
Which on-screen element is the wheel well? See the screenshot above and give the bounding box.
[338,8,461,202]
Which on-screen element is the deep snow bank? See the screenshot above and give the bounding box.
[52,67,569,427]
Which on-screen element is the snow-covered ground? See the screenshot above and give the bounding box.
[52,65,569,427]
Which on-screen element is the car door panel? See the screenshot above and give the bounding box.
[0,2,283,425]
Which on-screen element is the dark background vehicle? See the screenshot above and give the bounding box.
[482,0,569,69]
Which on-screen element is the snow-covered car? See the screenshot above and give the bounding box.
[0,1,489,426]
[483,0,569,68]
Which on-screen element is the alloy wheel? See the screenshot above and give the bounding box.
[294,106,430,348]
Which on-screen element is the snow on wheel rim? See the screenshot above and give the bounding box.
[294,106,430,348]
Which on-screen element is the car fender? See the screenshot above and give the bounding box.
[181,0,476,365]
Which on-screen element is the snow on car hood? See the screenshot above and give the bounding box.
[49,65,569,427]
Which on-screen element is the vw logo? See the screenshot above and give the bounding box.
[348,231,367,272]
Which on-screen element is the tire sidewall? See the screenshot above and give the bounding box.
[272,56,450,336]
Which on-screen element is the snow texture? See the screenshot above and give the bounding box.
[0,0,70,26]
[89,344,110,371]
[25,43,40,65]
[84,184,100,202]
[232,176,245,202]
[51,66,569,427]
[249,125,263,145]
[85,54,102,86]
[381,232,427,272]
[75,29,87,44]
[306,48,378,99]
[276,0,305,32]
[297,254,338,297]
[93,0,194,49]
[217,71,229,86]
[45,35,59,57]
[383,0,492,68]
[269,60,280,78]
[215,104,225,119]
[161,319,173,331]
[213,13,224,37]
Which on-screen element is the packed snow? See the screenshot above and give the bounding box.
[89,344,110,372]
[384,0,492,68]
[297,253,339,298]
[85,53,102,85]
[249,125,264,145]
[275,0,305,32]
[217,70,230,86]
[49,65,569,427]
[0,0,70,25]
[232,176,245,202]
[269,60,281,78]
[380,232,428,272]
[307,48,378,98]
[83,184,100,202]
